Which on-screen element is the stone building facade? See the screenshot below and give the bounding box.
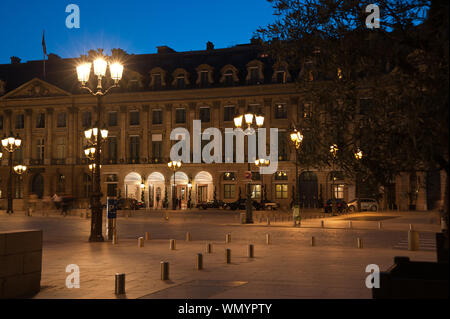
[0,43,444,211]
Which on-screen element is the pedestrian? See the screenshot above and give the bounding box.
[52,193,62,211]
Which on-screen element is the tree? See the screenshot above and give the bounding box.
[257,0,448,225]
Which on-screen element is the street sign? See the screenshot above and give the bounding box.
[107,198,117,219]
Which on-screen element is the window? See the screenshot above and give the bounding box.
[129,136,140,162]
[82,112,92,128]
[360,98,373,115]
[333,184,345,199]
[224,71,234,86]
[152,141,162,159]
[153,74,162,89]
[275,171,288,180]
[176,75,185,89]
[15,114,24,129]
[56,137,66,159]
[107,184,118,197]
[278,131,288,161]
[251,184,261,199]
[36,138,45,161]
[108,137,117,162]
[0,115,4,130]
[56,174,66,193]
[249,67,259,84]
[152,109,163,124]
[200,71,209,87]
[223,172,236,181]
[274,103,287,119]
[224,184,236,199]
[275,71,286,83]
[108,112,118,126]
[275,184,288,199]
[199,107,210,122]
[224,106,235,122]
[130,110,140,126]
[303,103,313,118]
[57,112,66,128]
[36,113,45,128]
[175,108,186,124]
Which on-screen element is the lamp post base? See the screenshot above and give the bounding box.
[89,234,105,242]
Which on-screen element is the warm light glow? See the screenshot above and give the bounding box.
[77,63,91,84]
[187,183,192,188]
[355,149,363,160]
[330,144,339,157]
[140,183,145,189]
[176,161,182,168]
[84,129,92,139]
[0,152,2,159]
[14,138,21,147]
[168,162,172,168]
[1,138,7,147]
[244,113,254,125]
[92,127,99,137]
[234,115,243,128]
[14,165,27,174]
[255,159,260,166]
[101,128,108,139]
[8,137,14,145]
[110,62,124,82]
[255,115,264,127]
[93,58,107,77]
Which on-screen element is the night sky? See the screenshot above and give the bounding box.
[0,0,276,64]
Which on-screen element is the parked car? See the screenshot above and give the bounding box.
[324,199,348,214]
[117,198,140,210]
[347,198,379,212]
[196,200,225,210]
[224,199,263,211]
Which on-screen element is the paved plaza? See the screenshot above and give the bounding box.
[0,209,442,299]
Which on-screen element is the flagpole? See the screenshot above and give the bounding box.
[42,30,46,79]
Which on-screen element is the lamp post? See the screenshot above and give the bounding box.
[2,133,22,214]
[13,165,27,201]
[76,51,123,242]
[255,158,270,206]
[290,129,304,207]
[140,181,145,208]
[354,149,363,212]
[330,144,339,215]
[234,111,265,224]
[168,160,182,210]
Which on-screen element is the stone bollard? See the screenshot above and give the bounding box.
[186,232,191,242]
[357,238,363,249]
[115,273,126,295]
[170,239,176,250]
[145,232,150,240]
[311,236,315,247]
[408,230,419,251]
[266,233,271,245]
[161,262,169,280]
[112,234,118,245]
[138,237,144,248]
[196,253,203,270]
[409,224,414,231]
[206,242,212,254]
[378,222,383,230]
[225,248,231,264]
[267,217,271,226]
[247,244,254,258]
[225,233,231,244]
[348,221,353,229]
[321,220,324,228]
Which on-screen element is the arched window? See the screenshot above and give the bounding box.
[220,65,239,85]
[172,68,190,88]
[196,64,214,88]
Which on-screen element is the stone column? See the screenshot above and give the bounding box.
[44,108,53,165]
[119,106,127,163]
[142,105,149,162]
[24,109,32,166]
[164,104,173,161]
[68,106,77,165]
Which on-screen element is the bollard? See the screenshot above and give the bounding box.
[409,224,414,231]
[160,262,169,280]
[247,244,254,258]
[311,236,315,247]
[378,222,383,230]
[266,233,271,245]
[186,232,191,242]
[170,239,176,250]
[145,232,150,240]
[357,238,363,249]
[138,237,144,248]
[225,233,231,244]
[112,234,118,245]
[321,220,324,228]
[408,230,419,251]
[441,217,448,232]
[206,242,213,254]
[348,221,353,229]
[225,248,231,264]
[196,253,203,270]
[115,273,126,295]
[267,217,271,226]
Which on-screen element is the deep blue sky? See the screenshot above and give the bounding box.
[0,0,276,64]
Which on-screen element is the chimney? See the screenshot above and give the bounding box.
[157,46,176,54]
[10,56,21,64]
[206,41,214,51]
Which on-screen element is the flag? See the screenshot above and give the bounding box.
[42,30,47,56]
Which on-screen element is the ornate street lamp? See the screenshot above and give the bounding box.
[234,110,265,223]
[330,144,339,215]
[76,50,123,242]
[2,133,22,214]
[290,129,303,207]
[255,158,270,206]
[354,149,364,212]
[13,165,27,175]
[168,160,182,210]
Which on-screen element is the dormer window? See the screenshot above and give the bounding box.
[149,68,166,89]
[275,71,286,83]
[200,71,209,88]
[220,65,239,86]
[172,68,190,89]
[196,64,214,88]
[246,60,264,85]
[272,62,291,84]
[224,71,234,85]
[176,75,185,89]
[249,67,259,84]
[153,74,162,89]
